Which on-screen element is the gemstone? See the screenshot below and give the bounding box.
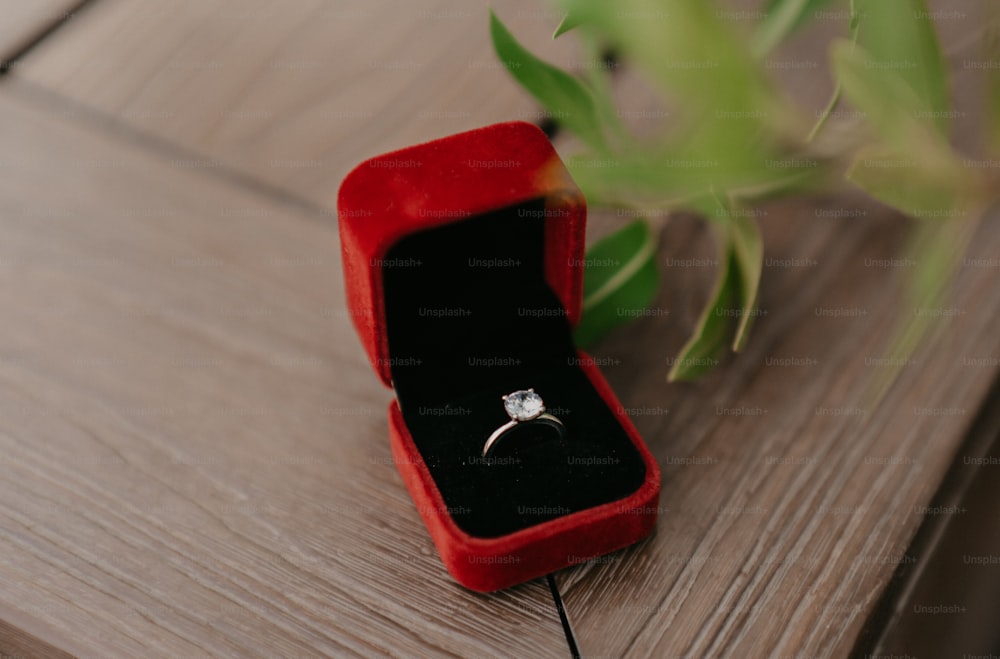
[503,389,544,421]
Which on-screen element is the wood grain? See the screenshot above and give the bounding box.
[0,0,81,64]
[11,0,581,209]
[547,1,1000,655]
[0,89,568,657]
[5,0,1000,656]
[548,3,1000,651]
[553,200,1000,657]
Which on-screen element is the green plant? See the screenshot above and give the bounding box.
[490,0,999,386]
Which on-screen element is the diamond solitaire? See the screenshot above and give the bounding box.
[503,389,545,421]
[483,389,565,458]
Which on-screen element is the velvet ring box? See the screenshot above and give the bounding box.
[337,121,661,592]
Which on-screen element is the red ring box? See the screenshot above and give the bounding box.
[337,121,661,591]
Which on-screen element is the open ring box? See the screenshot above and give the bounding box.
[337,122,661,591]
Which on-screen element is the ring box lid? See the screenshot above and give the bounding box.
[337,121,586,387]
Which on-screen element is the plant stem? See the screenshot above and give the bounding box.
[580,32,631,151]
[752,0,810,59]
[806,0,860,143]
[806,86,842,143]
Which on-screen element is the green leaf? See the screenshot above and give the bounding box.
[832,41,937,146]
[668,229,739,382]
[558,0,765,105]
[753,0,837,58]
[853,0,949,134]
[668,198,764,381]
[729,214,763,351]
[573,220,660,348]
[489,10,605,150]
[553,12,584,38]
[564,147,831,215]
[832,41,973,216]
[845,146,967,220]
[865,215,978,403]
[555,0,803,205]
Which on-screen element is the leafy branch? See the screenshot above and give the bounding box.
[490,0,999,383]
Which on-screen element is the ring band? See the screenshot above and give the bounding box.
[482,389,565,458]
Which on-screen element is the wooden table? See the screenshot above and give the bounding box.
[1,1,998,656]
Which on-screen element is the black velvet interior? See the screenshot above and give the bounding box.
[383,199,647,538]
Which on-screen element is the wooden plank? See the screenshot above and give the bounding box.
[12,0,580,209]
[857,378,1000,657]
[0,0,81,64]
[551,3,1000,654]
[8,0,997,655]
[0,613,75,659]
[0,89,568,656]
[554,200,1000,656]
[550,2,1000,646]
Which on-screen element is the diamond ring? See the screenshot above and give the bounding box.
[482,389,565,458]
